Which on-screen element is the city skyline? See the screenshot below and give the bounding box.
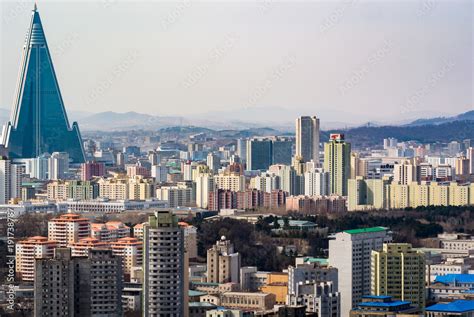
[0,1,472,126]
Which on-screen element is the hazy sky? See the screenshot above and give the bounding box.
[0,0,472,124]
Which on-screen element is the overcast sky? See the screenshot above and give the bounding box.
[0,0,472,124]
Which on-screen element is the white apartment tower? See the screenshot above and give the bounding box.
[328,227,392,316]
[0,157,21,204]
[304,168,329,196]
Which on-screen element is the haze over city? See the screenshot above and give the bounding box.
[2,2,474,317]
[1,1,472,126]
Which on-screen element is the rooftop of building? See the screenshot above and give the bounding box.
[301,257,329,265]
[344,226,388,235]
[426,300,474,313]
[435,274,474,284]
[17,236,57,244]
[189,290,207,297]
[188,302,216,308]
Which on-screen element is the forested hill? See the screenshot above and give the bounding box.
[323,120,474,149]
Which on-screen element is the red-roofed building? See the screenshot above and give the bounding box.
[15,236,57,281]
[48,213,90,247]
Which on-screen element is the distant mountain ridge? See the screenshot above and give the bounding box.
[407,110,474,126]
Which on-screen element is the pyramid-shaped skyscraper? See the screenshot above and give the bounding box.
[1,5,85,163]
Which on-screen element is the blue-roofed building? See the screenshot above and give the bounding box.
[435,274,474,287]
[430,274,474,302]
[350,295,421,316]
[426,300,474,316]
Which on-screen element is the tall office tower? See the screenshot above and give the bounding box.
[246,138,273,171]
[48,152,69,180]
[272,137,293,165]
[207,152,221,173]
[34,248,123,317]
[1,6,85,163]
[371,243,426,310]
[143,210,185,317]
[324,134,351,196]
[236,138,247,164]
[296,116,320,164]
[195,173,215,208]
[329,227,392,316]
[207,236,241,284]
[467,147,474,174]
[393,160,420,185]
[0,157,21,204]
[116,151,125,168]
[304,168,329,196]
[48,213,90,247]
[81,161,105,181]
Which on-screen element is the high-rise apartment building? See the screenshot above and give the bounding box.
[47,180,99,201]
[468,147,474,174]
[393,160,420,185]
[34,248,123,317]
[111,237,143,277]
[214,174,246,192]
[16,236,57,282]
[207,152,221,173]
[347,176,391,211]
[48,213,91,247]
[195,173,215,208]
[143,210,185,316]
[81,161,105,181]
[269,164,300,195]
[324,134,351,196]
[329,227,392,316]
[48,152,70,180]
[371,243,426,310]
[0,157,21,204]
[1,6,85,163]
[304,168,329,196]
[207,236,241,284]
[296,116,320,164]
